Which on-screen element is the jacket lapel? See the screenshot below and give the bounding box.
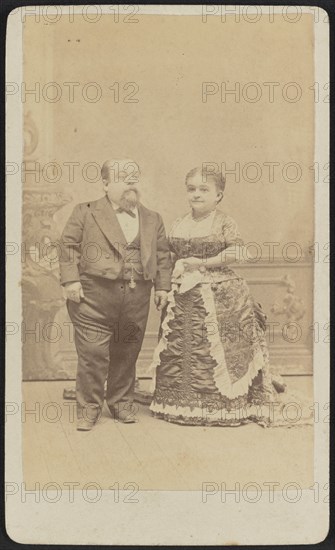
[91,196,127,257]
[138,203,155,265]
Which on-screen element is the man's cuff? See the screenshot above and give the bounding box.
[61,280,80,287]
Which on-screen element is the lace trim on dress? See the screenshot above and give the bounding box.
[200,284,265,399]
[150,399,314,427]
[169,210,244,247]
[150,400,271,426]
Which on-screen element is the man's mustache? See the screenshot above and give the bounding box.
[122,187,139,196]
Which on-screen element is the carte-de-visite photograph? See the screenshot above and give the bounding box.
[6,4,329,546]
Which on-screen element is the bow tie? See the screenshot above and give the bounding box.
[115,207,136,218]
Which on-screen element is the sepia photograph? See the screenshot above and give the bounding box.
[5,4,329,545]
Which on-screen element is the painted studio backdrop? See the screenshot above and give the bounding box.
[22,13,314,381]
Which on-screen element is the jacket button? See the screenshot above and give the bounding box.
[105,254,110,259]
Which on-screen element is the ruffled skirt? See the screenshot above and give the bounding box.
[149,279,312,427]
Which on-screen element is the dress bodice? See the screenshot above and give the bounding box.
[169,234,226,259]
[168,210,244,283]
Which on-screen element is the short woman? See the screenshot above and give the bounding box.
[149,167,280,427]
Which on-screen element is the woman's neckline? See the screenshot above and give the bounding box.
[170,208,227,240]
[190,208,217,223]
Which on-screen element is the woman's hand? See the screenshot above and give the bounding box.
[182,256,203,272]
[172,257,204,282]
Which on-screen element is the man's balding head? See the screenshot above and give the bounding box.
[101,159,140,185]
[101,159,141,208]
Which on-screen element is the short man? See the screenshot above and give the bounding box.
[59,159,171,430]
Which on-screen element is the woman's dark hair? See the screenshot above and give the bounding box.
[185,166,225,203]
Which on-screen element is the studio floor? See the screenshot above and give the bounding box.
[22,379,314,491]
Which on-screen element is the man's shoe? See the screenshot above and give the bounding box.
[77,418,96,431]
[110,408,138,423]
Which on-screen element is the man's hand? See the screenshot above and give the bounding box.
[154,290,168,311]
[63,281,84,303]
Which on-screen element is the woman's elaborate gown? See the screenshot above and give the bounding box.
[149,210,312,427]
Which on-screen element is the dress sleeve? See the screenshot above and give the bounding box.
[222,215,244,248]
[168,216,183,239]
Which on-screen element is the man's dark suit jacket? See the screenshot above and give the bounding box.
[59,195,172,291]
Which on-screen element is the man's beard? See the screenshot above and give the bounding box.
[119,188,140,210]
